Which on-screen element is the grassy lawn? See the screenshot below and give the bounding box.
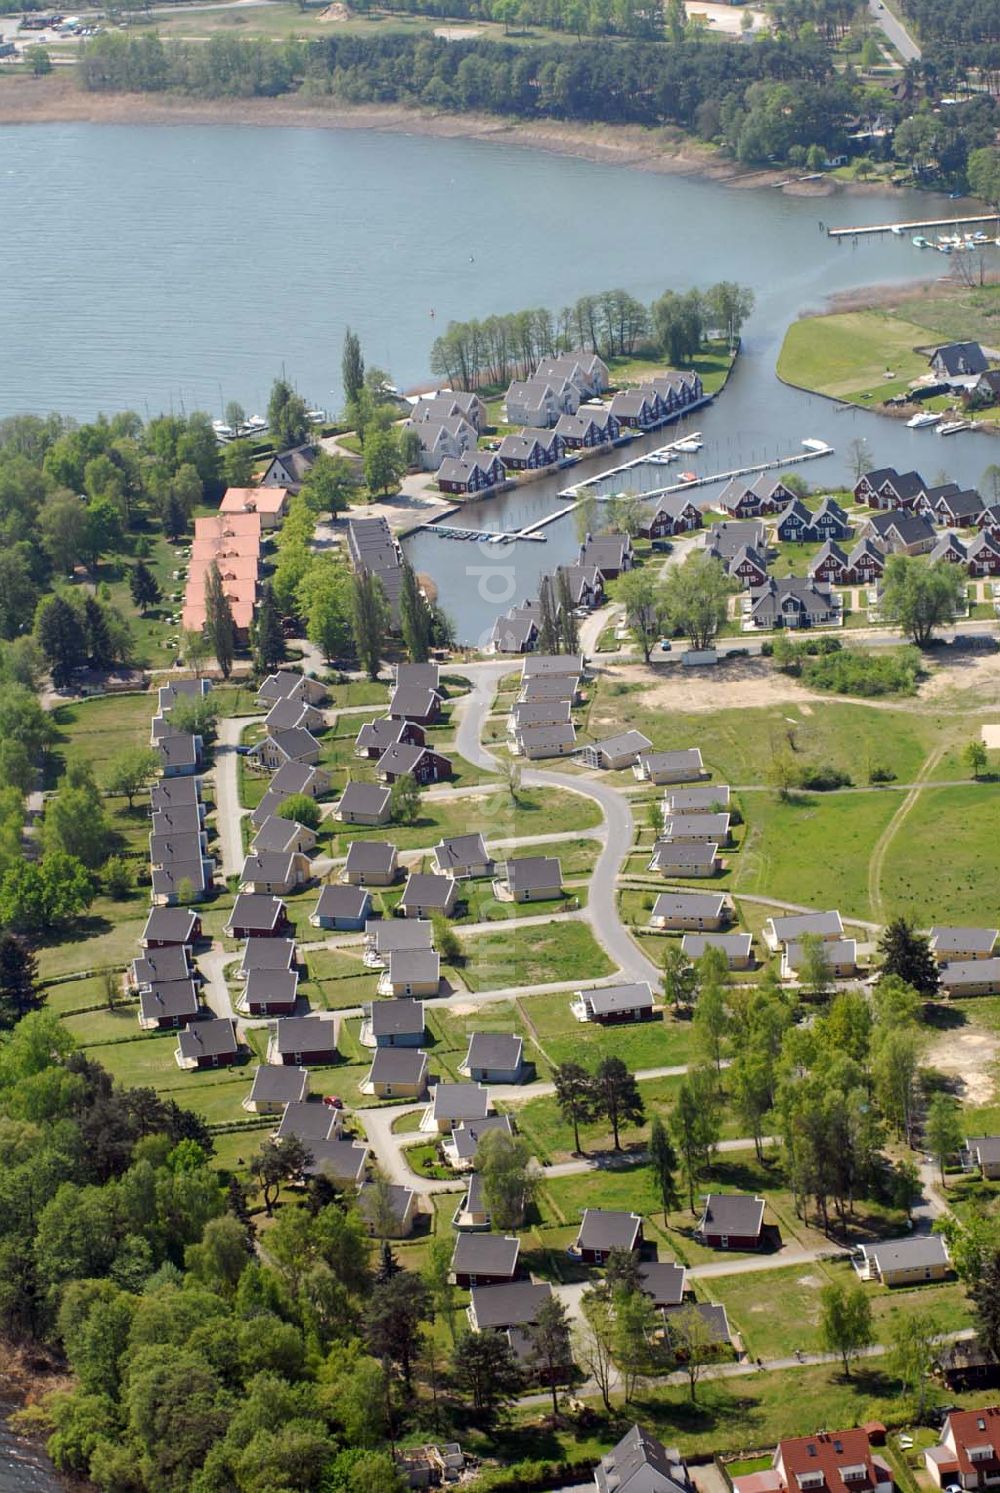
[426,1000,533,1079]
[49,693,152,782]
[36,900,150,981]
[878,784,1000,924]
[777,310,935,403]
[513,1073,746,1165]
[707,1258,970,1360]
[458,921,612,994]
[524,993,697,1070]
[731,789,899,920]
[585,685,947,789]
[453,885,585,926]
[42,974,122,1015]
[327,787,601,855]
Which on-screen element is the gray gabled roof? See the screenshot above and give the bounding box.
[244,969,298,1007]
[522,653,585,677]
[368,998,425,1038]
[579,983,654,1017]
[132,944,191,986]
[272,1015,337,1054]
[649,840,719,869]
[345,840,397,874]
[866,1234,949,1273]
[252,815,310,854]
[176,1017,237,1062]
[150,777,201,811]
[378,741,450,777]
[506,855,562,893]
[451,1231,519,1277]
[276,1100,338,1144]
[139,979,200,1023]
[651,892,727,922]
[247,1065,309,1106]
[638,1261,686,1308]
[699,1192,765,1237]
[358,1179,415,1228]
[400,873,455,909]
[432,1082,489,1122]
[386,949,440,987]
[302,1138,368,1183]
[389,684,440,719]
[930,925,998,955]
[588,730,652,759]
[639,748,704,774]
[366,919,434,954]
[449,1114,513,1162]
[228,893,287,933]
[157,733,199,769]
[241,850,302,884]
[435,832,490,871]
[239,938,296,976]
[768,909,844,943]
[339,782,392,817]
[470,1281,552,1330]
[595,1425,693,1493]
[465,1032,523,1071]
[313,883,370,920]
[577,1208,643,1252]
[141,906,200,944]
[369,1047,429,1085]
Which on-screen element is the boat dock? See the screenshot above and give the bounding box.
[571,440,835,505]
[415,522,545,544]
[828,213,1000,239]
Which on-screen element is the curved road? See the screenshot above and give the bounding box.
[454,661,661,988]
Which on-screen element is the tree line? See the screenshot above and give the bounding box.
[430,280,752,391]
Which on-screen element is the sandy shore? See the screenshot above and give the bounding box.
[0,74,888,195]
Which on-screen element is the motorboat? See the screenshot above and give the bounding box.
[212,420,235,440]
[673,432,703,452]
[801,437,829,452]
[679,471,698,483]
[243,415,268,434]
[906,410,942,428]
[912,235,930,248]
[938,420,971,435]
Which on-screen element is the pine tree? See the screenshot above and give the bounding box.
[557,568,579,654]
[36,595,86,687]
[83,596,114,669]
[161,489,187,540]
[375,1240,400,1284]
[128,560,161,616]
[400,560,432,664]
[342,327,365,407]
[204,561,236,679]
[538,575,560,655]
[648,1115,681,1220]
[878,917,940,997]
[0,932,41,1030]
[252,583,285,676]
[350,569,389,681]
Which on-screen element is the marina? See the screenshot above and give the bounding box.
[828,212,1000,240]
[567,436,835,503]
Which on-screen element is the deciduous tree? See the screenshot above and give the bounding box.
[881,555,966,647]
[662,552,735,651]
[612,569,662,663]
[819,1279,873,1377]
[204,560,236,679]
[350,569,389,681]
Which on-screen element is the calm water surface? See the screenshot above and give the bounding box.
[1,121,995,638]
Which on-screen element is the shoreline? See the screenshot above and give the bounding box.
[0,75,898,196]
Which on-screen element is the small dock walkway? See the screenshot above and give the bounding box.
[828,213,999,239]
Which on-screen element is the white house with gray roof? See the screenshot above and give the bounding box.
[571,982,655,1025]
[763,909,845,950]
[939,957,1000,997]
[576,730,652,771]
[648,840,720,877]
[495,855,562,903]
[781,938,856,981]
[595,1427,696,1493]
[336,782,392,826]
[461,1032,525,1084]
[512,721,577,759]
[360,997,426,1048]
[650,892,729,930]
[661,811,730,845]
[662,784,731,816]
[443,1113,515,1170]
[634,748,705,785]
[363,918,433,966]
[681,932,753,969]
[423,1081,490,1134]
[243,1065,309,1114]
[343,840,398,887]
[432,832,493,879]
[377,948,440,998]
[855,1235,950,1286]
[930,926,998,963]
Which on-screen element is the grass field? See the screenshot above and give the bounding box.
[525,993,696,1070]
[777,310,935,403]
[878,783,1000,924]
[458,921,613,993]
[326,787,601,854]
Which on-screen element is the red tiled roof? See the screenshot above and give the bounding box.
[944,1408,1000,1476]
[776,1429,887,1493]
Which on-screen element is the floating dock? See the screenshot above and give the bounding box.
[570,440,835,506]
[415,523,545,544]
[828,213,1000,239]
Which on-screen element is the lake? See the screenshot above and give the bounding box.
[0,121,995,642]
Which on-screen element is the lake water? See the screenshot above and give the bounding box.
[1,120,996,641]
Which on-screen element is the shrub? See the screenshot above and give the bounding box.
[868,763,897,784]
[799,645,920,698]
[102,855,135,900]
[799,763,852,791]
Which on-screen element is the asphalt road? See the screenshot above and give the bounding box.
[454,662,661,988]
[867,0,922,61]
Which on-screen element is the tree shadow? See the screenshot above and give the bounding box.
[922,1001,967,1031]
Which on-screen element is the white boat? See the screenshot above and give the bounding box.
[244,415,268,434]
[891,225,904,236]
[212,419,235,440]
[306,409,326,425]
[906,410,942,428]
[938,420,971,435]
[801,437,828,452]
[674,434,703,452]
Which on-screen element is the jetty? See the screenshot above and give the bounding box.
[563,439,833,503]
[415,523,545,544]
[827,213,1000,239]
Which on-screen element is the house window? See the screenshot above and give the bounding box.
[721,1235,729,1249]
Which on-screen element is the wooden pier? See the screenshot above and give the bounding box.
[827,213,1000,239]
[573,441,835,506]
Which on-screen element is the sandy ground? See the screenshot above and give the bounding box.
[926,1023,999,1107]
[0,75,889,195]
[686,2,766,33]
[983,723,1000,747]
[591,647,1000,719]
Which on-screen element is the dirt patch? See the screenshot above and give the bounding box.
[319,3,350,18]
[919,649,1000,708]
[596,657,826,715]
[926,1024,999,1107]
[447,1002,479,1016]
[434,24,483,37]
